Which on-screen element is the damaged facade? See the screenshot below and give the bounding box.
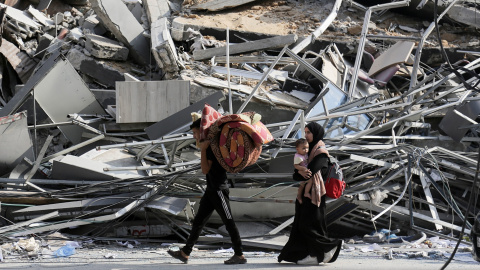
[0,0,479,264]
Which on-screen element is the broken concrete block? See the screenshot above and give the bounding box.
[27,5,54,26]
[116,81,190,123]
[53,13,64,24]
[143,0,170,24]
[90,0,150,66]
[67,48,125,88]
[81,14,107,35]
[1,3,41,39]
[34,33,54,59]
[151,17,179,76]
[85,34,129,61]
[65,27,84,43]
[42,38,69,57]
[170,17,186,42]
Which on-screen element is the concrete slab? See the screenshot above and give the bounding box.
[1,3,41,39]
[143,0,170,24]
[67,48,124,88]
[151,17,179,76]
[27,5,54,26]
[90,0,150,66]
[85,34,129,61]
[81,14,106,35]
[448,5,480,28]
[193,34,297,61]
[115,80,190,123]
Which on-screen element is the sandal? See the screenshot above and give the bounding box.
[224,255,247,264]
[167,249,188,264]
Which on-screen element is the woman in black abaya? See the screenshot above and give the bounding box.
[278,122,343,265]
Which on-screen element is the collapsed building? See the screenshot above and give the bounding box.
[0,0,479,261]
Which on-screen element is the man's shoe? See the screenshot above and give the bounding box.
[297,255,318,265]
[224,255,247,264]
[167,249,188,264]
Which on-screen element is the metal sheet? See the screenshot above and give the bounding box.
[145,196,189,215]
[32,56,105,144]
[51,155,143,181]
[0,111,34,176]
[145,91,224,139]
[439,100,480,142]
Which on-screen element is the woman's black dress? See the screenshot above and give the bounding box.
[278,152,343,263]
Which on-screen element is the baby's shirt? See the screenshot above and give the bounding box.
[294,153,308,168]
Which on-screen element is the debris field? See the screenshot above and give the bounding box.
[0,0,479,265]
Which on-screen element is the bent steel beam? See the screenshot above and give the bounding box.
[347,1,411,101]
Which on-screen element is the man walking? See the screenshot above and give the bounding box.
[167,119,247,264]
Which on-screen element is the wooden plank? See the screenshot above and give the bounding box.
[193,34,297,61]
[368,41,415,76]
[190,0,259,12]
[116,81,189,123]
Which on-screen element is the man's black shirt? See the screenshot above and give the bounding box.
[205,146,228,190]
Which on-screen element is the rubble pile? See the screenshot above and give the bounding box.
[0,0,479,263]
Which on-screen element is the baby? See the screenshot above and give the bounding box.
[293,138,313,200]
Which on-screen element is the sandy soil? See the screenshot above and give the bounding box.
[178,0,475,48]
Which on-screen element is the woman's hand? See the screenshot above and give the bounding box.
[298,169,312,179]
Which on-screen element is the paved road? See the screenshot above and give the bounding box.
[0,246,478,270]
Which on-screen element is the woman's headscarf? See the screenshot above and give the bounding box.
[306,122,325,153]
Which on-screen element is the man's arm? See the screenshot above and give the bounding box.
[200,141,213,174]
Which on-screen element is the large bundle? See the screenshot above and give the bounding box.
[199,104,273,173]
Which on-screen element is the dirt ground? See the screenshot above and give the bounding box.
[178,0,475,48]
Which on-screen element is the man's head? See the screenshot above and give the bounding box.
[190,118,201,141]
